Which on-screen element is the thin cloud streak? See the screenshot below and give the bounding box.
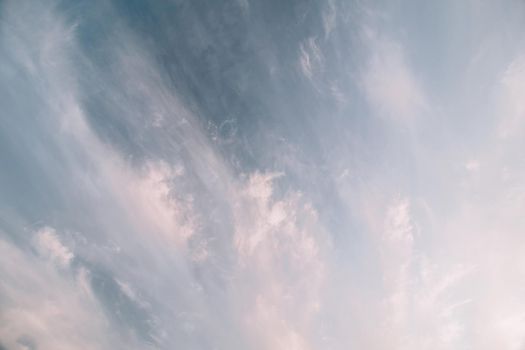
[2,0,525,349]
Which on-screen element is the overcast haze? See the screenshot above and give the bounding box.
[1,0,525,349]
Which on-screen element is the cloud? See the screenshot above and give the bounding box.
[0,235,138,350]
[465,160,480,172]
[33,227,74,268]
[298,37,323,80]
[322,0,337,38]
[232,172,328,350]
[3,0,525,349]
[361,31,427,121]
[340,195,475,349]
[497,55,525,138]
[0,2,334,348]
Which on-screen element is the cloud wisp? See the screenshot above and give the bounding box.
[2,0,525,349]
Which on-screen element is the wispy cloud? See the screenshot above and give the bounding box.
[33,227,74,268]
[0,233,132,350]
[360,29,427,122]
[299,37,324,81]
[2,0,525,349]
[497,55,525,138]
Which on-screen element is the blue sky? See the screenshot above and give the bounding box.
[1,0,525,349]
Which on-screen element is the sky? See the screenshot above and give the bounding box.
[1,0,525,349]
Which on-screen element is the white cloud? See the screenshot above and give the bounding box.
[233,172,328,349]
[4,0,525,349]
[497,55,525,138]
[384,197,414,243]
[0,236,142,350]
[465,160,480,172]
[0,4,334,347]
[299,37,323,80]
[33,227,74,268]
[361,31,427,121]
[108,160,198,246]
[322,0,337,38]
[343,195,476,350]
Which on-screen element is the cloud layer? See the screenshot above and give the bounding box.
[2,0,525,349]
